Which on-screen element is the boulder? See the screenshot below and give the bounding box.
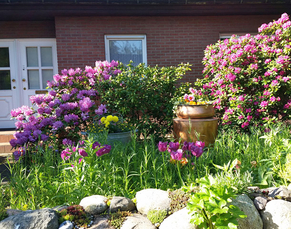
[90,215,115,229]
[159,207,197,229]
[232,194,263,229]
[80,195,108,215]
[121,213,156,229]
[136,189,171,215]
[253,196,268,210]
[0,208,59,229]
[261,199,291,229]
[109,196,136,213]
[59,220,74,229]
[266,186,291,198]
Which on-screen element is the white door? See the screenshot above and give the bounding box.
[19,40,58,107]
[0,39,58,129]
[0,41,20,128]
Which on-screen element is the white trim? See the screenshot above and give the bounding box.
[104,35,147,66]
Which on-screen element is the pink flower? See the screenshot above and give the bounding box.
[260,101,268,107]
[270,96,276,102]
[238,115,243,120]
[283,77,289,82]
[263,90,271,96]
[238,95,245,101]
[247,115,253,121]
[241,122,249,128]
[271,80,279,86]
[245,108,252,113]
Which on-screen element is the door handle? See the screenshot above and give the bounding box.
[13,86,16,89]
[23,87,27,90]
[12,79,16,82]
[22,79,26,82]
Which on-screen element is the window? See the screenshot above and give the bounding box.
[219,33,256,40]
[105,35,147,66]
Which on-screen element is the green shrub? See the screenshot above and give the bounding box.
[97,62,191,139]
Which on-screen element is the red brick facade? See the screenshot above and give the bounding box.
[0,15,280,82]
[0,21,55,39]
[55,15,279,82]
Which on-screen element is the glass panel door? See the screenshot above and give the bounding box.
[0,47,11,90]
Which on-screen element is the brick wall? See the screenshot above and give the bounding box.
[0,21,55,39]
[55,14,280,82]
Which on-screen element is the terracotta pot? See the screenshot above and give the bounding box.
[176,104,215,119]
[173,118,218,146]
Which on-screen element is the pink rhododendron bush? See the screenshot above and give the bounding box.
[196,13,291,131]
[10,60,121,159]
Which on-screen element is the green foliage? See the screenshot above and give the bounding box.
[109,210,132,229]
[213,159,253,194]
[147,209,167,225]
[97,62,191,139]
[58,205,91,227]
[279,151,291,185]
[187,176,247,229]
[0,183,8,221]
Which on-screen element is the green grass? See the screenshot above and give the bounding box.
[1,123,290,211]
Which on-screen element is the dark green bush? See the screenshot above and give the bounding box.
[97,62,191,139]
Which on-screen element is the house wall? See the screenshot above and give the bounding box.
[0,21,55,39]
[55,14,279,82]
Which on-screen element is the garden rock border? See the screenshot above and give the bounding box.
[2,187,291,229]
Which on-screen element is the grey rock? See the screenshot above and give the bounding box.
[0,208,59,229]
[109,196,136,213]
[53,205,69,212]
[59,220,74,229]
[288,183,291,191]
[121,213,156,229]
[261,199,291,229]
[80,195,108,215]
[6,209,22,217]
[90,215,115,229]
[159,207,197,229]
[232,194,263,229]
[136,189,171,215]
[254,196,268,210]
[267,186,291,198]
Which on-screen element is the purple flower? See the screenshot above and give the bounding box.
[33,130,42,138]
[190,145,203,158]
[92,141,101,149]
[170,149,183,161]
[195,141,205,148]
[10,139,17,148]
[182,142,189,151]
[62,138,75,146]
[13,147,25,162]
[62,94,71,102]
[41,134,49,141]
[95,104,107,115]
[53,121,63,130]
[168,142,179,152]
[158,141,168,152]
[78,148,88,157]
[79,97,94,113]
[96,144,111,156]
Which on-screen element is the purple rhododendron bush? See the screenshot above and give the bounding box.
[196,13,291,131]
[10,60,121,160]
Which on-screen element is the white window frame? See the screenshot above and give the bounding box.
[219,33,257,40]
[104,35,147,66]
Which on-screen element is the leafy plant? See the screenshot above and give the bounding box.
[97,62,191,139]
[58,205,92,228]
[213,159,253,194]
[168,188,193,214]
[147,209,167,226]
[187,176,247,229]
